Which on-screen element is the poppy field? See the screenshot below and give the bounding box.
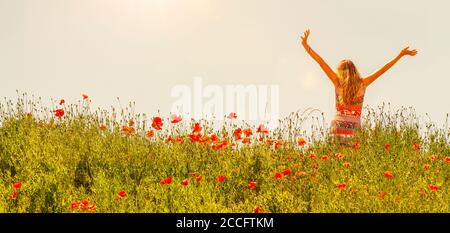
[0,94,449,213]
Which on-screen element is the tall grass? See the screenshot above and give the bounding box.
[0,93,448,212]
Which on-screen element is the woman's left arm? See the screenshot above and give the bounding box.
[363,47,417,86]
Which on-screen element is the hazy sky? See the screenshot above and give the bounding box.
[1,0,449,128]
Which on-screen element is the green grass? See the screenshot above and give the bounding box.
[0,95,448,213]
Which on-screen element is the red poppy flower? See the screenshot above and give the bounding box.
[274,140,284,150]
[379,191,388,200]
[117,191,127,198]
[82,94,89,100]
[429,154,438,161]
[146,130,154,138]
[352,141,361,149]
[248,181,257,189]
[283,168,292,175]
[192,123,202,134]
[337,183,346,190]
[243,128,253,137]
[257,124,269,134]
[216,175,226,183]
[160,176,172,185]
[189,133,201,143]
[296,170,306,176]
[12,182,22,189]
[428,184,439,192]
[384,143,390,152]
[383,171,394,179]
[121,125,135,135]
[59,99,65,105]
[181,179,189,186]
[233,128,242,140]
[242,138,251,144]
[297,137,306,146]
[226,112,237,119]
[71,201,80,209]
[54,108,65,118]
[255,207,263,213]
[412,143,420,151]
[196,175,203,183]
[152,117,163,130]
[423,163,431,170]
[212,140,229,150]
[210,134,219,142]
[274,172,284,180]
[333,153,344,159]
[170,114,182,124]
[321,155,329,161]
[343,162,351,168]
[309,154,317,159]
[9,192,18,200]
[445,157,450,163]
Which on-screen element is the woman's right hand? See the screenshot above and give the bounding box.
[300,29,310,48]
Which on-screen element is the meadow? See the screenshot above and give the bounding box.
[0,93,448,213]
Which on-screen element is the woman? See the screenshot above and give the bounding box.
[300,30,417,144]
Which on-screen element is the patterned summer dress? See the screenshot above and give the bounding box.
[330,82,366,136]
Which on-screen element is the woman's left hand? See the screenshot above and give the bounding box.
[300,29,310,47]
[400,46,418,56]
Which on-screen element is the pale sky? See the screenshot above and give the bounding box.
[1,0,449,128]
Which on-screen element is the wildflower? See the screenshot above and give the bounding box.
[210,134,219,142]
[128,119,134,127]
[170,114,182,124]
[152,117,163,130]
[160,176,172,185]
[343,162,351,168]
[423,163,431,170]
[192,123,202,134]
[121,125,135,135]
[196,175,203,183]
[379,191,388,200]
[297,137,306,146]
[117,191,127,198]
[444,157,450,163]
[146,130,154,138]
[385,143,390,152]
[296,170,306,176]
[12,182,22,189]
[337,183,346,190]
[274,140,284,150]
[189,133,201,143]
[243,128,252,137]
[226,112,237,119]
[352,141,361,149]
[309,154,317,159]
[412,143,420,151]
[71,201,80,209]
[257,124,269,134]
[335,153,344,159]
[59,99,65,105]
[428,184,439,192]
[282,168,292,175]
[321,155,329,161]
[248,182,257,189]
[212,140,229,150]
[383,171,394,179]
[82,94,89,100]
[9,192,18,200]
[99,125,107,131]
[274,172,283,180]
[54,108,65,118]
[181,179,189,186]
[255,207,263,213]
[233,128,243,140]
[216,175,226,183]
[429,154,438,161]
[242,138,251,144]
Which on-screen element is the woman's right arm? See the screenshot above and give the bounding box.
[301,30,338,86]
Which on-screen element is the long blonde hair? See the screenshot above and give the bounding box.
[336,60,363,104]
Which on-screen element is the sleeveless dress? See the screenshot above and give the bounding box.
[330,83,366,136]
